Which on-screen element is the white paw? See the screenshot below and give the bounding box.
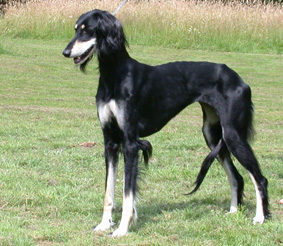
[109,227,128,237]
[253,215,265,225]
[229,207,238,214]
[93,220,115,232]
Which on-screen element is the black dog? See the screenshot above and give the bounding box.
[63,9,269,237]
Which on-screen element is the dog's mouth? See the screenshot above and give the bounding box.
[73,46,95,65]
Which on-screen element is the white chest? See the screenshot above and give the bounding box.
[97,100,124,130]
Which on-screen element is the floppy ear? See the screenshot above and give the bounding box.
[95,12,127,59]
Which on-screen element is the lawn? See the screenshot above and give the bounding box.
[0,37,282,245]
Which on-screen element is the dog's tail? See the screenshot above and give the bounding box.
[138,139,152,166]
[186,138,224,195]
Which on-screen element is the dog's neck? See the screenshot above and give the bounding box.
[98,46,130,79]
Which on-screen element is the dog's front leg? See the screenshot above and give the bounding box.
[93,137,119,232]
[110,139,138,237]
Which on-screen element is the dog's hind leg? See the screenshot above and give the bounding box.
[93,130,121,232]
[219,83,269,223]
[218,149,244,213]
[223,128,269,224]
[200,103,244,213]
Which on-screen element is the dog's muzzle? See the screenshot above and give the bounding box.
[63,39,96,65]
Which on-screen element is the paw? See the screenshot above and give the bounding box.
[108,227,128,237]
[229,206,238,214]
[253,215,265,225]
[92,220,115,232]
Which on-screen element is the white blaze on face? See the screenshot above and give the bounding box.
[70,38,96,58]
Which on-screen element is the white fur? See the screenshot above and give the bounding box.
[249,173,265,224]
[98,100,124,130]
[70,39,96,58]
[93,162,117,231]
[111,191,136,237]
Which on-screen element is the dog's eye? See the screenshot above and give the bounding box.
[80,24,88,33]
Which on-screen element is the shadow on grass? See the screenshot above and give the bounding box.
[131,196,256,232]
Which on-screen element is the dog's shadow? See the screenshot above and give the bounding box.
[130,197,254,232]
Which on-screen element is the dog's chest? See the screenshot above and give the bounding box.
[97,100,124,130]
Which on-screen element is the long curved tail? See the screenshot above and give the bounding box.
[186,138,224,195]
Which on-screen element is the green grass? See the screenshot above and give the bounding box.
[0,37,283,245]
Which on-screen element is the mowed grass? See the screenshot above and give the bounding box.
[0,37,283,245]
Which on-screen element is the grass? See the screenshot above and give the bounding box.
[0,37,282,245]
[0,1,282,244]
[0,0,282,53]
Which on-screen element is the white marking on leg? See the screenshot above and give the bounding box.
[220,127,238,213]
[202,106,238,212]
[93,161,117,232]
[111,191,135,237]
[97,100,124,130]
[70,39,96,58]
[222,159,238,213]
[249,173,265,224]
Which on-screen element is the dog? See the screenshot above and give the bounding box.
[63,9,269,237]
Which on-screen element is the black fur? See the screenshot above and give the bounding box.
[63,9,269,235]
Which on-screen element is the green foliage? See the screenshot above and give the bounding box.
[0,0,282,54]
[0,37,282,245]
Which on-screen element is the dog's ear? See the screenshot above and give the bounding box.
[94,12,127,58]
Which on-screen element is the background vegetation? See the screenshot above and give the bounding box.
[0,0,282,245]
[0,0,282,53]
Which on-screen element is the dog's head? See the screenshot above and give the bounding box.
[63,9,127,71]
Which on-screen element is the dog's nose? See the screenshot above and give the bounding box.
[62,49,71,58]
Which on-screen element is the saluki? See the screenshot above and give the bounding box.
[63,9,269,237]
